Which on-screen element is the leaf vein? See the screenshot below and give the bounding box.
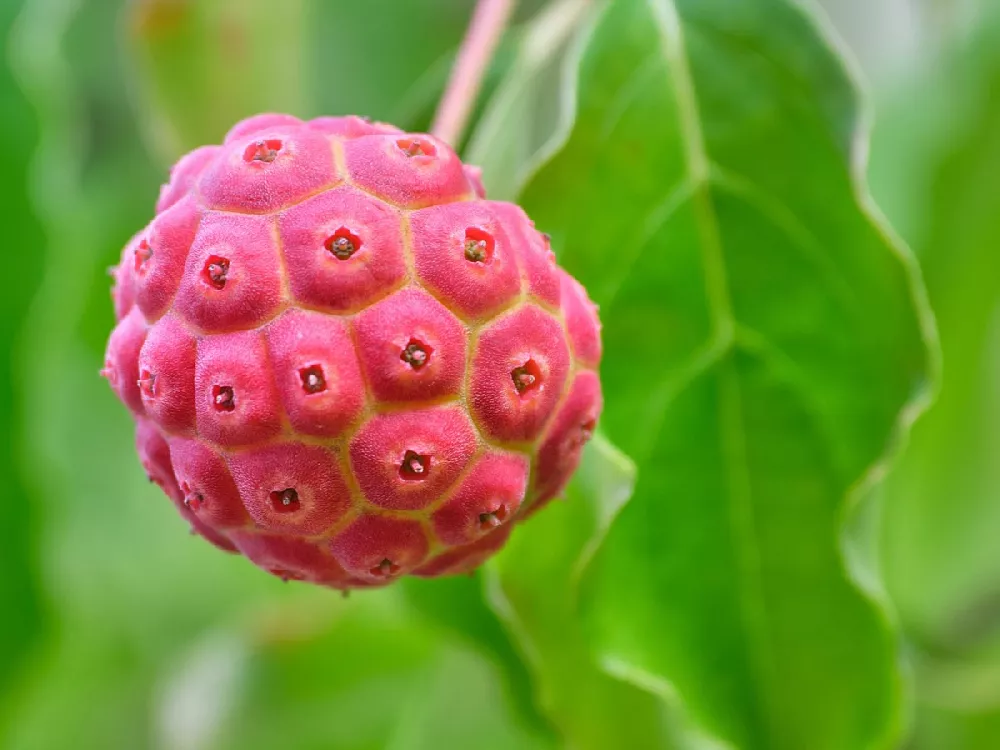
[602,178,697,310]
[709,165,862,321]
[649,0,780,743]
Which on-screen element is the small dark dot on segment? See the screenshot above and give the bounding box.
[396,137,436,158]
[511,359,542,395]
[569,417,598,450]
[299,364,327,394]
[101,361,117,385]
[269,487,301,514]
[181,481,204,511]
[134,239,153,272]
[213,384,235,412]
[479,503,509,530]
[464,227,494,263]
[465,240,487,262]
[204,255,230,290]
[138,369,156,398]
[399,450,430,480]
[400,338,432,370]
[325,227,361,260]
[369,558,401,577]
[243,139,282,163]
[269,567,304,582]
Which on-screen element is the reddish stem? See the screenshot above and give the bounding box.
[432,0,517,147]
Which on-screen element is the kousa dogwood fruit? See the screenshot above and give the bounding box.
[103,113,602,590]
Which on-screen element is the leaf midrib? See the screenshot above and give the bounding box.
[648,0,780,744]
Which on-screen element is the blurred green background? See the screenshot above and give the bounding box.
[1,0,998,748]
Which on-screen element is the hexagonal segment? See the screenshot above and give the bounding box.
[414,525,512,578]
[350,406,478,511]
[343,133,473,208]
[195,330,281,447]
[266,310,365,437]
[137,418,238,553]
[431,451,528,546]
[112,232,139,321]
[157,145,220,213]
[329,514,429,582]
[169,438,250,529]
[469,305,571,442]
[559,270,602,368]
[137,315,196,434]
[353,287,466,402]
[102,307,147,417]
[229,442,352,535]
[135,195,201,320]
[230,531,354,585]
[187,521,238,553]
[135,418,182,502]
[410,200,522,320]
[531,371,602,509]
[174,212,284,332]
[492,202,560,307]
[200,125,338,213]
[278,185,406,312]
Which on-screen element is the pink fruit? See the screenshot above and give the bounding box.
[104,113,602,589]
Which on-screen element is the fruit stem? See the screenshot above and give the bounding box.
[432,0,516,147]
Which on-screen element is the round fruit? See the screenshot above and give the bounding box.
[103,113,602,590]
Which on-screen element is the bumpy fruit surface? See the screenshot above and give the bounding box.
[104,113,602,590]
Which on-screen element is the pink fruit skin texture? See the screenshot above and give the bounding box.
[103,113,603,590]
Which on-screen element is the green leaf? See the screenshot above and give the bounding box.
[486,435,677,749]
[304,0,473,133]
[127,0,523,162]
[127,0,554,162]
[874,8,1000,656]
[156,595,554,750]
[0,0,46,723]
[400,573,556,740]
[514,1,936,748]
[466,0,596,200]
[128,0,310,158]
[867,7,1000,748]
[907,702,1000,750]
[901,636,1000,750]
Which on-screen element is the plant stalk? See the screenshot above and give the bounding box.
[431,0,517,147]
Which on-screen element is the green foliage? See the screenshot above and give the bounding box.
[876,9,1000,655]
[466,0,595,201]
[869,7,1000,748]
[400,573,556,738]
[155,595,552,750]
[128,0,473,159]
[512,1,934,748]
[0,0,46,722]
[488,437,676,749]
[129,0,310,159]
[128,0,548,161]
